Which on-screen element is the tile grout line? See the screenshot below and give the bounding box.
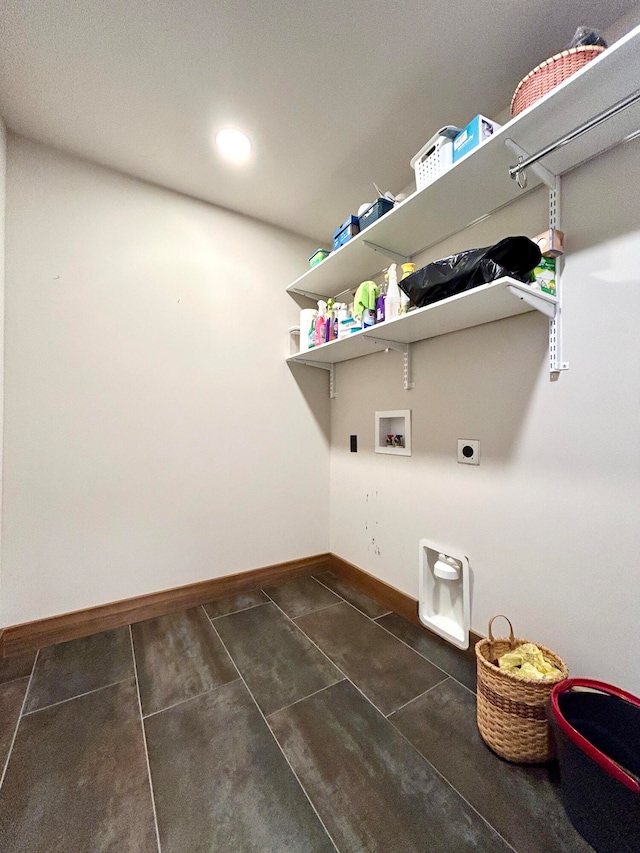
[21,675,135,717]
[385,676,450,718]
[249,576,474,700]
[260,597,344,621]
[211,591,515,853]
[266,678,347,720]
[265,594,399,720]
[0,649,39,792]
[0,671,37,688]
[372,614,475,693]
[141,675,242,721]
[206,617,342,853]
[311,574,391,620]
[206,600,271,620]
[269,590,479,780]
[266,596,517,852]
[261,590,340,656]
[264,584,491,829]
[457,677,478,697]
[201,603,343,720]
[206,586,512,851]
[129,625,163,853]
[371,616,452,677]
[200,607,243,683]
[383,704,518,853]
[293,590,449,677]
[313,573,475,693]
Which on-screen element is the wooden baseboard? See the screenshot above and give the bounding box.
[328,554,420,624]
[0,551,482,659]
[328,553,482,657]
[0,552,332,658]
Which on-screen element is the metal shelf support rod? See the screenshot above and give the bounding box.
[509,88,640,180]
[504,139,557,189]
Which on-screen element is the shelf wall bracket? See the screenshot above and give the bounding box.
[365,337,415,390]
[504,139,558,190]
[292,359,337,398]
[506,285,557,319]
[288,286,331,301]
[363,240,411,266]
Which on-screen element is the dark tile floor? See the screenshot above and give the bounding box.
[0,572,593,852]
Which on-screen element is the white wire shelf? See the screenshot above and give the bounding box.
[287,24,640,301]
[288,277,558,366]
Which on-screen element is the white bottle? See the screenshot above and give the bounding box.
[335,303,348,339]
[386,263,401,320]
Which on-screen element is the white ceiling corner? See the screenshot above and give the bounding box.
[0,0,637,241]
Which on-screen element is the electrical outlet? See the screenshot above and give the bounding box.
[457,439,480,465]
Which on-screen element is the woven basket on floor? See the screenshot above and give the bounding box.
[510,45,605,117]
[475,615,568,763]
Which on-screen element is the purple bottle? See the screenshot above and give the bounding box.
[375,289,386,324]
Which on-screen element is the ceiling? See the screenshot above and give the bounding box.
[0,0,637,241]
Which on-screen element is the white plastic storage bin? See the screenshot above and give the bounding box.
[410,126,460,191]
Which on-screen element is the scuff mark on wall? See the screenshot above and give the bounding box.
[365,487,382,557]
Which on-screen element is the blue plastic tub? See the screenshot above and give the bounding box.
[333,216,359,251]
[358,198,394,232]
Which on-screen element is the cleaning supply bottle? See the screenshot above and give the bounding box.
[399,263,415,315]
[334,303,347,339]
[308,310,317,349]
[315,301,327,346]
[386,263,401,320]
[376,278,387,324]
[325,299,335,343]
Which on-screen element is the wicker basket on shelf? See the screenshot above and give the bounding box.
[475,615,568,763]
[510,45,605,117]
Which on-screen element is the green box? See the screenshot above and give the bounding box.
[532,256,556,296]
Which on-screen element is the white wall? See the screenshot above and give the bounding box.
[2,135,329,626]
[0,118,6,614]
[330,137,640,694]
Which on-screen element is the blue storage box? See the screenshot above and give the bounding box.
[358,198,394,231]
[452,115,501,163]
[333,215,360,251]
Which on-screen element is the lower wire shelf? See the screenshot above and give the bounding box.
[287,277,558,369]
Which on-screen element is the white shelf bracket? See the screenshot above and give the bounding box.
[506,284,557,318]
[363,240,411,266]
[365,337,415,390]
[504,139,558,190]
[293,359,337,398]
[288,286,331,301]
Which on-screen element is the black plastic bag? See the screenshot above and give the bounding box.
[398,236,542,308]
[567,26,607,49]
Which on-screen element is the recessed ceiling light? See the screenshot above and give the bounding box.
[215,128,252,164]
